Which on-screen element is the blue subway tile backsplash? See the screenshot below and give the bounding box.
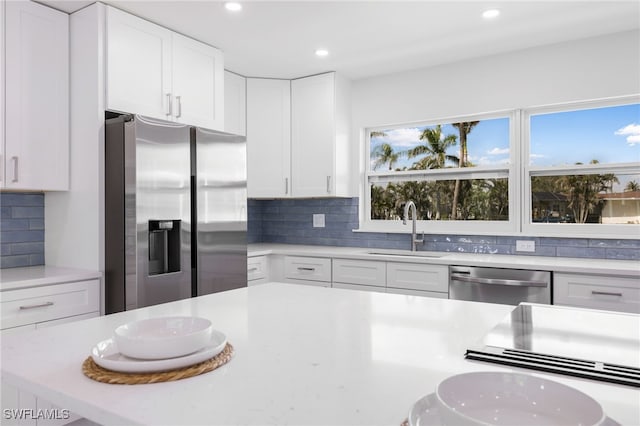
[2,194,637,269]
[248,197,640,261]
[0,192,45,269]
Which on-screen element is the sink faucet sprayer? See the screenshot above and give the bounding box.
[403,200,424,252]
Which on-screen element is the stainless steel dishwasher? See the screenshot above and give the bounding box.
[449,265,551,305]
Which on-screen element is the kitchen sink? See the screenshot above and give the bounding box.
[366,250,446,259]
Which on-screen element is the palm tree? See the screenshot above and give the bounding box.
[560,160,619,223]
[625,180,640,192]
[406,125,458,170]
[451,121,479,220]
[371,143,399,171]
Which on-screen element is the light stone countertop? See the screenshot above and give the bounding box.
[249,243,640,277]
[1,283,638,425]
[0,266,102,291]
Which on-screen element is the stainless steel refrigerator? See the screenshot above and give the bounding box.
[105,114,247,314]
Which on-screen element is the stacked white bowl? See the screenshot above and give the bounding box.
[114,316,213,360]
[434,372,605,426]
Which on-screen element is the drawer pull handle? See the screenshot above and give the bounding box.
[248,267,259,272]
[297,267,316,271]
[591,291,623,297]
[19,301,54,310]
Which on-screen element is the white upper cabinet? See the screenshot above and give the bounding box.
[290,72,352,197]
[106,6,224,130]
[224,71,246,136]
[171,33,224,129]
[106,6,171,120]
[247,72,352,198]
[247,78,291,198]
[4,1,69,191]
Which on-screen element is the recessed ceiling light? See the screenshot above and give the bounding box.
[315,49,329,57]
[225,2,242,12]
[482,9,500,19]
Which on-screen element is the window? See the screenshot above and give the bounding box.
[361,97,640,238]
[523,99,640,237]
[363,113,517,234]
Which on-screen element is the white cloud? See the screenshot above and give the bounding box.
[530,153,545,159]
[378,128,423,148]
[469,155,509,166]
[488,147,509,155]
[614,123,640,146]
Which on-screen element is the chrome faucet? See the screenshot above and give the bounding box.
[403,201,424,251]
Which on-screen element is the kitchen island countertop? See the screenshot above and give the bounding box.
[1,283,639,425]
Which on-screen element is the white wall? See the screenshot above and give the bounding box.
[352,29,639,128]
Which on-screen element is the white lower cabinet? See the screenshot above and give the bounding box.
[0,279,100,426]
[332,259,385,287]
[247,255,268,285]
[386,262,449,296]
[333,282,385,293]
[332,258,385,292]
[387,287,449,298]
[331,258,448,298]
[283,256,331,287]
[554,272,640,314]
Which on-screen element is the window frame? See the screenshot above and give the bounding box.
[359,110,520,235]
[522,96,640,239]
[358,96,640,239]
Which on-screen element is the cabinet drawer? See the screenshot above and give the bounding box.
[386,263,448,293]
[554,273,640,314]
[333,282,385,293]
[386,287,448,299]
[332,259,385,287]
[248,256,267,281]
[1,279,100,329]
[284,256,331,282]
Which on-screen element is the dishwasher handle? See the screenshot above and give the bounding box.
[450,273,548,288]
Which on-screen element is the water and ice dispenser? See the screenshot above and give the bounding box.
[148,220,181,275]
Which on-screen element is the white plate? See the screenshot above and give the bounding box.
[407,393,620,426]
[91,329,227,373]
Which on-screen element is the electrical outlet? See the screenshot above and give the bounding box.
[516,240,536,252]
[313,214,325,228]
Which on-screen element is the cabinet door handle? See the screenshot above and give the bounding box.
[326,176,331,194]
[592,290,623,297]
[297,267,316,271]
[166,93,173,116]
[19,301,54,310]
[11,156,18,183]
[175,95,182,118]
[248,267,258,272]
[285,177,289,195]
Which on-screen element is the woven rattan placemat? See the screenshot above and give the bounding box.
[82,342,234,385]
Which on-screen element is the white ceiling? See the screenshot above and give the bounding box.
[39,1,640,80]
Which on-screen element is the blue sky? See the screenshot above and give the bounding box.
[370,103,640,171]
[370,117,510,170]
[530,103,640,166]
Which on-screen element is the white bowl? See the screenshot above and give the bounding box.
[435,372,605,426]
[114,316,213,360]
